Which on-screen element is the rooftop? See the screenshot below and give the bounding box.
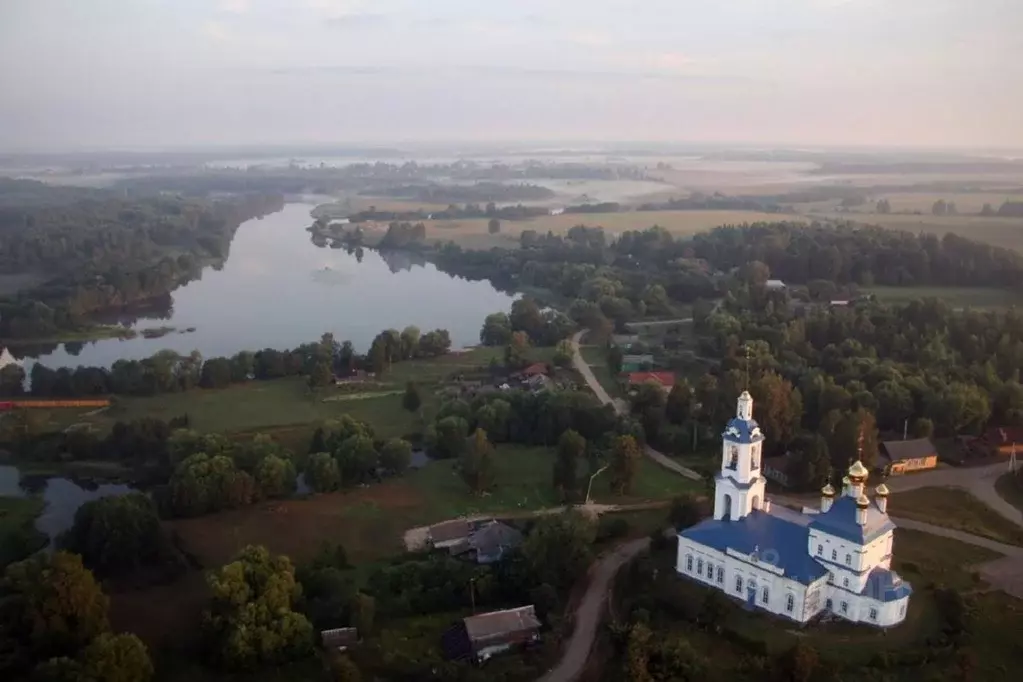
[861,567,913,603]
[469,521,523,555]
[680,508,829,585]
[429,519,472,544]
[628,371,675,387]
[464,606,541,642]
[881,438,936,463]
[722,416,764,445]
[809,495,896,544]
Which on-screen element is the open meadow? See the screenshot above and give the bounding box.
[422,209,804,249]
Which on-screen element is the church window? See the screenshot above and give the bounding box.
[786,594,795,612]
[831,549,837,561]
[761,587,769,604]
[845,554,851,565]
[840,601,848,614]
[843,577,849,588]
[817,544,823,556]
[899,605,906,617]
[751,445,760,470]
[735,576,743,593]
[727,446,738,470]
[717,566,724,583]
[686,555,693,572]
[697,559,704,575]
[869,608,878,621]
[826,598,833,610]
[705,562,713,579]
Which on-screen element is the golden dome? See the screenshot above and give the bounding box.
[875,483,890,496]
[821,483,836,497]
[842,475,851,486]
[848,460,869,480]
[856,494,870,508]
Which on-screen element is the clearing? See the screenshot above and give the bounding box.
[864,285,1023,309]
[887,486,1023,546]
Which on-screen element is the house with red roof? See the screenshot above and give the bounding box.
[627,371,675,390]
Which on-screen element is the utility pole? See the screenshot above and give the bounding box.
[585,463,610,505]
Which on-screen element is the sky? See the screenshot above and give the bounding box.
[0,0,1021,151]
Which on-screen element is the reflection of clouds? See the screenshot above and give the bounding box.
[232,257,273,276]
[311,267,355,286]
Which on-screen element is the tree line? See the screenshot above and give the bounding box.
[0,326,452,398]
[362,181,555,204]
[0,179,285,339]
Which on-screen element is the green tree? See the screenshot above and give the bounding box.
[379,438,412,476]
[203,545,314,670]
[480,312,512,346]
[328,653,363,682]
[349,592,375,635]
[521,510,595,590]
[399,325,420,360]
[334,435,379,485]
[59,493,183,580]
[981,202,996,216]
[459,428,495,495]
[789,433,832,490]
[609,435,642,495]
[912,417,935,439]
[773,641,819,682]
[474,399,511,442]
[607,345,624,375]
[2,551,110,661]
[31,656,82,682]
[308,361,334,389]
[255,453,297,499]
[622,621,654,682]
[166,453,257,517]
[504,330,531,369]
[78,633,153,682]
[425,415,469,459]
[401,381,422,416]
[553,429,585,500]
[0,364,26,396]
[487,218,501,235]
[668,494,704,529]
[552,340,574,368]
[876,198,891,214]
[664,380,693,425]
[751,372,803,453]
[305,452,341,492]
[825,409,880,471]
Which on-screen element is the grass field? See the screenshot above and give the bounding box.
[422,209,804,249]
[887,487,1023,546]
[995,473,1023,515]
[864,285,1023,309]
[89,347,555,440]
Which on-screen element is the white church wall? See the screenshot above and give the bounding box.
[809,529,895,593]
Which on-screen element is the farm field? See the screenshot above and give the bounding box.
[809,210,1023,252]
[887,487,1023,546]
[422,209,804,249]
[864,285,1023,309]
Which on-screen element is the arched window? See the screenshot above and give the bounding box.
[761,587,769,604]
[727,446,739,470]
[717,566,724,583]
[751,444,760,470]
[734,575,743,593]
[697,558,704,575]
[786,594,795,612]
[685,554,693,572]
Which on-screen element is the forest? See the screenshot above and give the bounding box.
[0,179,284,338]
[360,181,555,203]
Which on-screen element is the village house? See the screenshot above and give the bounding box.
[621,353,655,373]
[441,606,542,663]
[427,519,473,550]
[880,438,939,475]
[320,627,359,652]
[448,520,524,564]
[626,371,675,392]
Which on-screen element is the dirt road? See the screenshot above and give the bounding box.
[535,537,650,682]
[570,330,702,482]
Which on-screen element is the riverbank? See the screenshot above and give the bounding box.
[3,324,138,346]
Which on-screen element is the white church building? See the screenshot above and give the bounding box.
[676,391,912,628]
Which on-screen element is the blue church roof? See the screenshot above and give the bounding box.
[680,510,829,585]
[861,567,913,603]
[722,417,764,445]
[809,496,896,545]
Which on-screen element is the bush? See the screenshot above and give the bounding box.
[596,516,631,542]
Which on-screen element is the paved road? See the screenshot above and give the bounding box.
[570,330,702,482]
[536,537,650,682]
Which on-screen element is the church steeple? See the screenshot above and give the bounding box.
[713,389,766,522]
[736,390,753,421]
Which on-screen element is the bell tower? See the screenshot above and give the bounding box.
[713,391,767,521]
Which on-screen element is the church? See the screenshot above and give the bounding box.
[676,391,912,628]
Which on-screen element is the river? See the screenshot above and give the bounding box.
[17,202,516,368]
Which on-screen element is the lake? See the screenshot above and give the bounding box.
[18,202,517,368]
[0,465,139,545]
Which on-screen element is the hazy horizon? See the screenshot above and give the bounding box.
[2,0,1021,152]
